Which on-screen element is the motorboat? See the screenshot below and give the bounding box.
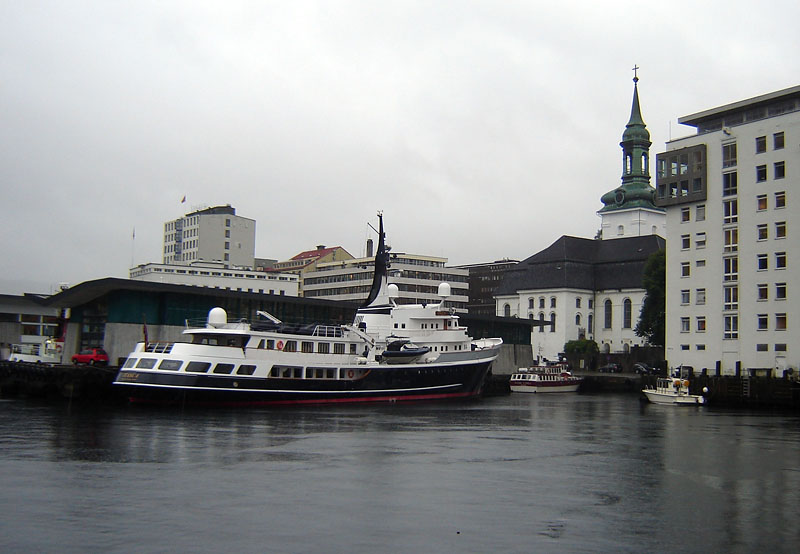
[642,378,706,405]
[113,214,503,406]
[510,363,582,393]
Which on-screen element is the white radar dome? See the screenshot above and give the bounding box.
[208,307,228,328]
[387,283,399,298]
[438,282,451,298]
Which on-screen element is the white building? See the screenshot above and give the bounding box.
[656,85,800,376]
[303,254,469,311]
[129,261,298,296]
[495,76,664,362]
[163,205,255,268]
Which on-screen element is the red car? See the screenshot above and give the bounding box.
[71,348,109,366]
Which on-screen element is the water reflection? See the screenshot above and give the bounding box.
[1,396,799,553]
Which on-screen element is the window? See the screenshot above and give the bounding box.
[723,199,738,224]
[696,259,706,268]
[681,262,690,277]
[550,313,556,333]
[696,317,706,332]
[158,359,183,371]
[226,218,231,227]
[317,342,330,354]
[776,313,787,331]
[722,172,737,196]
[723,256,738,281]
[575,313,581,326]
[773,161,786,180]
[680,317,690,332]
[212,363,234,374]
[604,299,612,329]
[681,207,690,222]
[186,361,211,373]
[776,252,786,269]
[755,136,766,153]
[528,298,535,309]
[775,221,786,239]
[774,131,785,150]
[696,288,706,305]
[775,191,786,208]
[503,304,511,317]
[538,297,545,309]
[757,314,768,331]
[237,364,257,375]
[681,344,690,351]
[697,344,706,351]
[225,230,230,238]
[722,143,737,168]
[696,205,706,221]
[723,228,738,252]
[757,284,768,301]
[681,234,691,249]
[576,297,582,308]
[757,195,768,211]
[776,283,786,300]
[756,165,767,182]
[550,297,557,308]
[757,224,768,241]
[588,314,593,334]
[225,242,230,250]
[681,290,690,304]
[623,298,632,329]
[757,344,769,352]
[538,313,545,332]
[617,225,625,236]
[724,314,739,339]
[757,254,768,271]
[334,343,346,355]
[775,344,787,352]
[695,232,706,249]
[724,285,738,310]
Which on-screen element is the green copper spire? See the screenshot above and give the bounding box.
[599,68,659,213]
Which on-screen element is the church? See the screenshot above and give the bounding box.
[495,74,665,362]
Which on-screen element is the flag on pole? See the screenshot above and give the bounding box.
[181,195,186,203]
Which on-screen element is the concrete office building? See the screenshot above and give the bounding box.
[163,205,255,268]
[656,85,800,376]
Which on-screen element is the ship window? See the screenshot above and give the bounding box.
[334,343,345,354]
[257,339,266,349]
[158,359,183,371]
[136,358,157,369]
[266,339,275,349]
[317,343,330,354]
[212,363,234,374]
[186,361,211,373]
[302,342,314,353]
[123,358,137,368]
[327,369,335,379]
[237,364,257,375]
[283,341,297,352]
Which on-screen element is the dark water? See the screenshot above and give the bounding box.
[1,393,799,553]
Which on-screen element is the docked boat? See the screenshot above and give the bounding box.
[642,378,706,405]
[113,214,503,406]
[509,363,582,393]
[7,339,63,365]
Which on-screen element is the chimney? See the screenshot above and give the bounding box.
[366,238,373,258]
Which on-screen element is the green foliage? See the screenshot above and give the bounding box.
[635,249,666,346]
[564,339,599,356]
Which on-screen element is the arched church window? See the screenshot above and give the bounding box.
[503,304,511,317]
[604,299,613,329]
[623,298,632,329]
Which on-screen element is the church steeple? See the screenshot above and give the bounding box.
[599,68,658,214]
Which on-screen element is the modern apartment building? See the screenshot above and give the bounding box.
[453,259,519,316]
[163,205,255,268]
[303,254,469,311]
[656,85,800,376]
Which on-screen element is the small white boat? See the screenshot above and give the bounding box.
[642,378,706,405]
[510,363,582,393]
[7,339,63,365]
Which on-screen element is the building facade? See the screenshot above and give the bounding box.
[656,85,800,376]
[163,205,255,268]
[495,76,664,363]
[129,261,298,296]
[303,254,469,311]
[454,260,519,316]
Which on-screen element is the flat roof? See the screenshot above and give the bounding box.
[678,84,800,127]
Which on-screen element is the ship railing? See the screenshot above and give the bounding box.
[312,325,344,338]
[144,342,174,353]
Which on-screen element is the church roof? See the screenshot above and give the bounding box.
[495,234,664,295]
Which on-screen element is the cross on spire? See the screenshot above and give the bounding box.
[632,64,640,83]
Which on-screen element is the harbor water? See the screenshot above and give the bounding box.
[1,393,799,553]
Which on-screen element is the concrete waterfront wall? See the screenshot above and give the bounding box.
[492,344,533,375]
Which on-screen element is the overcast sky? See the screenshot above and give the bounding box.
[2,1,799,295]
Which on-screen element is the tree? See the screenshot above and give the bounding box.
[564,339,599,370]
[635,249,666,346]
